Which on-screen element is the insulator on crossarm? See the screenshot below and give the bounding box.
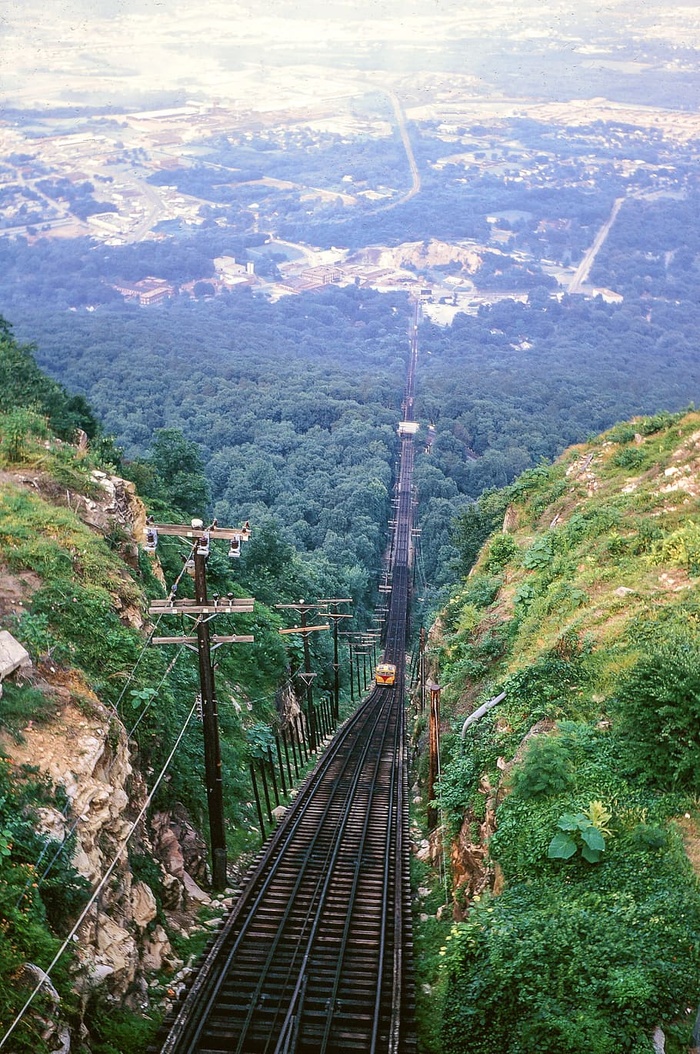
[144,525,158,553]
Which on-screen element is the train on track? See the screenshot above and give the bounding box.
[375,663,397,685]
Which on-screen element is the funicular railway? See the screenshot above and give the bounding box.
[154,312,420,1054]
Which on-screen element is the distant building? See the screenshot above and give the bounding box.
[112,276,174,306]
[301,264,342,284]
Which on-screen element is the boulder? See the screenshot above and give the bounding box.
[0,630,31,688]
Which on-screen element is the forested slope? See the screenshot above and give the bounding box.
[424,410,700,1054]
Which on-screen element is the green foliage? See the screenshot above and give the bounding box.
[0,320,100,441]
[0,756,88,1052]
[611,446,646,470]
[509,733,574,800]
[85,1003,162,1054]
[650,522,700,573]
[462,575,502,610]
[612,632,700,791]
[522,532,555,569]
[0,408,50,463]
[504,645,591,723]
[548,803,611,864]
[0,682,58,739]
[441,864,700,1054]
[132,428,211,518]
[451,488,514,577]
[245,722,276,759]
[483,533,519,573]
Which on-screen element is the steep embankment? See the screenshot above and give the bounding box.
[427,410,700,1054]
[0,446,211,1051]
[0,398,269,1050]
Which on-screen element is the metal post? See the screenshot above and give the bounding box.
[348,639,355,702]
[250,762,266,841]
[300,606,317,752]
[333,617,340,720]
[194,549,227,891]
[275,735,288,796]
[427,682,441,831]
[267,745,280,806]
[258,758,273,823]
[296,714,308,762]
[419,626,426,714]
[288,727,300,777]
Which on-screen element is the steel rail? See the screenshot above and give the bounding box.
[231,687,397,1052]
[155,303,421,1054]
[158,688,395,1054]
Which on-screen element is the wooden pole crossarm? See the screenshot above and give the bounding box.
[150,602,254,615]
[278,625,330,635]
[149,523,251,541]
[152,634,255,645]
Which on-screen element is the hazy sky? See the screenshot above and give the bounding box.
[0,0,685,111]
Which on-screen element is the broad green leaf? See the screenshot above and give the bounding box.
[548,831,577,859]
[581,843,603,863]
[557,812,584,831]
[580,826,606,852]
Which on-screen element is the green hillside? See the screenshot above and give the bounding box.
[0,325,355,1052]
[427,409,700,1053]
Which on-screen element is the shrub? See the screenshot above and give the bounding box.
[483,533,519,573]
[441,868,700,1054]
[509,733,574,800]
[612,633,700,791]
[0,682,58,739]
[461,575,502,610]
[611,446,646,470]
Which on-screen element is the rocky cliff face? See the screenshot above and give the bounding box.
[0,469,209,1035]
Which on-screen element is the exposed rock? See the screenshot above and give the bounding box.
[182,871,211,905]
[18,963,71,1052]
[131,881,158,930]
[152,805,208,887]
[652,1026,665,1053]
[142,925,177,973]
[161,871,184,911]
[84,912,139,990]
[502,504,518,532]
[2,692,166,1001]
[0,630,32,680]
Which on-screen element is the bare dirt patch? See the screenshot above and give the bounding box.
[0,562,41,620]
[676,815,700,877]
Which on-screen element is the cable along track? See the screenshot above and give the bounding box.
[155,315,419,1054]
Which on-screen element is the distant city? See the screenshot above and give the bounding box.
[3,0,700,322]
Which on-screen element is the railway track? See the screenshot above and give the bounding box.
[153,310,420,1054]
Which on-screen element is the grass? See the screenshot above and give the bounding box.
[0,682,58,740]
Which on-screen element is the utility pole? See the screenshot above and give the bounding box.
[344,635,355,703]
[276,600,335,752]
[419,626,427,714]
[318,600,352,721]
[147,518,253,891]
[427,680,441,831]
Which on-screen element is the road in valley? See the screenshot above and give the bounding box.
[569,196,625,293]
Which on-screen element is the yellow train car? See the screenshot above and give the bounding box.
[375,663,396,686]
